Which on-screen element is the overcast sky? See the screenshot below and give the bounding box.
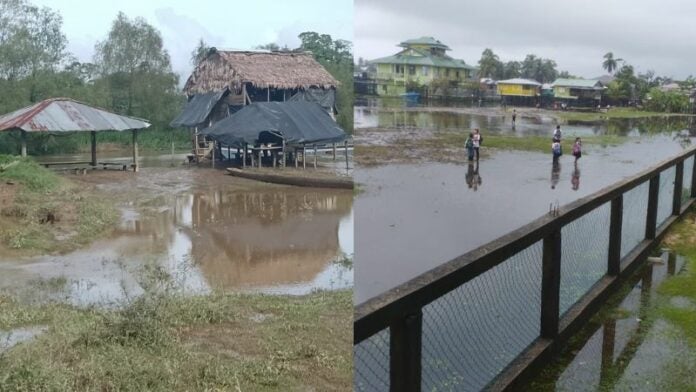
[33,0,352,82]
[355,0,696,80]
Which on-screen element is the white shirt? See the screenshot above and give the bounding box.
[473,133,481,148]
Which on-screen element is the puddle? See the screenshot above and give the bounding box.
[0,326,47,353]
[0,162,353,306]
[526,252,692,391]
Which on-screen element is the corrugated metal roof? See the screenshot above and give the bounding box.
[551,78,604,89]
[399,37,451,50]
[497,78,542,86]
[170,90,227,128]
[0,98,151,133]
[371,48,476,70]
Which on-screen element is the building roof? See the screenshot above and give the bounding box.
[0,98,150,133]
[551,78,604,89]
[496,78,541,86]
[170,89,228,128]
[398,37,450,50]
[183,49,338,95]
[370,48,476,70]
[593,75,615,85]
[201,101,346,148]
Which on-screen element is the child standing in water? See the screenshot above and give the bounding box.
[465,133,475,161]
[552,140,562,163]
[472,128,482,161]
[572,137,582,163]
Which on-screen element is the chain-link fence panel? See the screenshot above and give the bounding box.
[354,328,390,391]
[682,156,693,206]
[559,202,610,316]
[656,166,675,228]
[621,182,649,259]
[421,241,543,392]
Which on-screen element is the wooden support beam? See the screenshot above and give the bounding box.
[267,87,270,102]
[313,144,317,169]
[242,144,247,168]
[90,131,97,167]
[673,160,684,215]
[608,195,623,276]
[132,129,139,172]
[303,144,306,169]
[20,130,27,157]
[344,140,349,170]
[294,147,298,168]
[211,140,215,169]
[390,311,422,392]
[691,153,696,198]
[540,229,562,338]
[333,143,337,161]
[282,140,286,169]
[645,175,659,239]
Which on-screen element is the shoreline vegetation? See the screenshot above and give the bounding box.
[0,155,117,255]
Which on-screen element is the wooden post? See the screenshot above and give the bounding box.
[313,144,317,169]
[344,140,349,170]
[242,145,247,168]
[332,143,337,161]
[267,87,270,102]
[90,131,97,167]
[272,150,276,168]
[282,139,286,169]
[212,140,215,169]
[250,147,254,167]
[646,175,660,239]
[20,130,27,157]
[303,144,306,169]
[294,147,298,168]
[691,154,696,198]
[608,195,623,276]
[132,129,139,172]
[390,311,422,392]
[540,229,562,338]
[227,146,231,161]
[673,160,684,215]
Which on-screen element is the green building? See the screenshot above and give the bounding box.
[369,37,477,97]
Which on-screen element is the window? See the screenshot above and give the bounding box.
[434,68,440,77]
[394,65,404,74]
[456,71,460,79]
[382,84,387,92]
[422,66,429,76]
[408,65,416,75]
[445,68,450,77]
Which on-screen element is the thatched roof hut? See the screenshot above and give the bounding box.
[183,49,339,95]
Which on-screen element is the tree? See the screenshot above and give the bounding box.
[477,48,502,79]
[190,38,211,66]
[501,61,521,79]
[520,55,557,83]
[602,52,622,75]
[94,12,180,127]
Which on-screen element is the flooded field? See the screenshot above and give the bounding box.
[354,103,695,303]
[0,156,353,306]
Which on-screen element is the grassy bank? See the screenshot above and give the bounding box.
[0,128,190,156]
[356,129,625,166]
[0,155,117,254]
[554,107,689,122]
[0,287,352,391]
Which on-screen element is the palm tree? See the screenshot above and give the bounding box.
[602,52,623,74]
[477,49,501,79]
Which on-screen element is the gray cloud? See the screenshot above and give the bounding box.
[355,0,696,79]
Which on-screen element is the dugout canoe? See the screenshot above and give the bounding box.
[226,168,353,189]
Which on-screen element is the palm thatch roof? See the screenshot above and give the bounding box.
[183,49,339,95]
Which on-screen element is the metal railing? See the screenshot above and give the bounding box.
[354,146,696,391]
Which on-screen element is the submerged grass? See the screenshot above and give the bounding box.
[0,155,117,253]
[0,287,352,391]
[555,107,687,122]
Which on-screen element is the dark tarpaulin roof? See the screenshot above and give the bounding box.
[287,88,336,113]
[170,89,227,128]
[0,98,150,132]
[201,101,346,148]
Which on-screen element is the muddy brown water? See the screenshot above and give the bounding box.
[0,159,353,306]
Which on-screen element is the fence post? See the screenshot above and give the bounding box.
[645,175,660,239]
[691,154,696,198]
[540,229,562,338]
[608,195,623,276]
[673,161,684,215]
[390,311,422,392]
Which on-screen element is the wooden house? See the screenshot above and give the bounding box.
[496,78,541,105]
[551,78,605,107]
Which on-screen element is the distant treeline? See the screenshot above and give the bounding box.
[0,0,353,155]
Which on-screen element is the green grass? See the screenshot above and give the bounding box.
[0,155,117,253]
[556,107,687,122]
[0,285,352,391]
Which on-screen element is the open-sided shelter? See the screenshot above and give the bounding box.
[0,98,151,171]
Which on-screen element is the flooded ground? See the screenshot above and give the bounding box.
[354,102,695,304]
[524,251,693,391]
[0,156,353,306]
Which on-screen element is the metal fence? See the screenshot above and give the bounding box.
[354,146,696,392]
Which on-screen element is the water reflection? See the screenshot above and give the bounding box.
[572,164,581,191]
[527,252,686,391]
[551,161,561,190]
[465,161,482,191]
[0,171,354,306]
